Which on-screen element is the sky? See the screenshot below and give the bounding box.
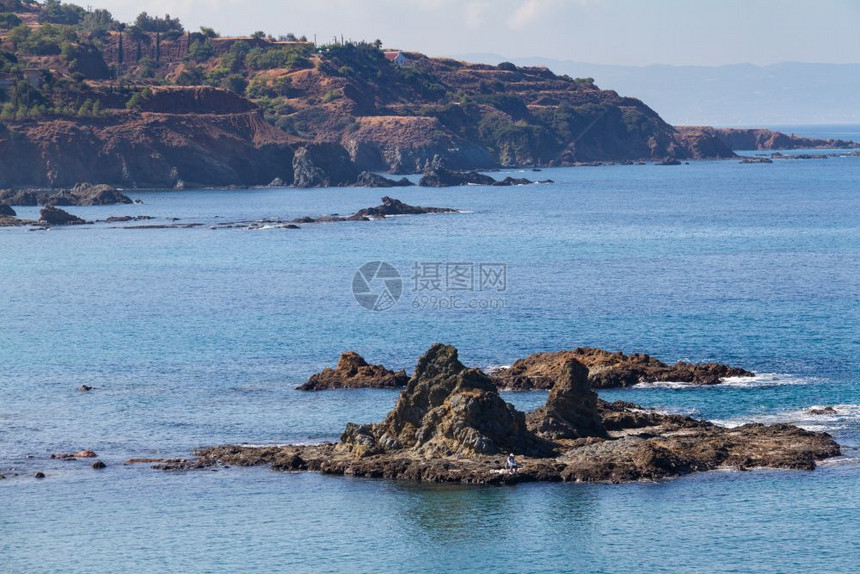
[88,0,860,66]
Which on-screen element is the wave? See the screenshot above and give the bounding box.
[637,373,815,390]
[711,404,860,433]
[484,364,510,375]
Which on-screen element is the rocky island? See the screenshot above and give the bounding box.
[186,344,837,484]
[492,347,754,390]
[297,351,409,391]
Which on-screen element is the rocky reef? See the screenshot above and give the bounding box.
[492,347,754,390]
[297,352,409,391]
[189,344,838,484]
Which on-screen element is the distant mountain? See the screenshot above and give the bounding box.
[449,55,860,126]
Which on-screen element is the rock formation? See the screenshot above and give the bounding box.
[338,344,555,457]
[0,185,133,206]
[186,344,838,484]
[526,359,606,439]
[0,203,15,216]
[39,206,87,225]
[355,171,414,188]
[492,347,754,390]
[418,167,498,187]
[354,196,458,218]
[297,352,409,391]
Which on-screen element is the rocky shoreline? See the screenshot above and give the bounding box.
[180,344,837,485]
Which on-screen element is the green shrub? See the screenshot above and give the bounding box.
[0,12,22,29]
[38,0,85,25]
[221,74,248,94]
[126,87,152,110]
[188,38,214,62]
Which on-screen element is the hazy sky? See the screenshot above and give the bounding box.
[91,0,860,66]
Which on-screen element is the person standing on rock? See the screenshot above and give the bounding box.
[506,453,519,475]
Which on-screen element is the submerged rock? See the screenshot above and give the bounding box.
[492,347,754,390]
[51,449,97,459]
[297,351,409,391]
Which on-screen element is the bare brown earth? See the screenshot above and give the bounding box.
[178,344,838,485]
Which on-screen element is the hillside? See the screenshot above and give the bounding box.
[0,1,737,188]
[459,55,860,126]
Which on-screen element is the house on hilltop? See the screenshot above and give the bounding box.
[383,51,407,66]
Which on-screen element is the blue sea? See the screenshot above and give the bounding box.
[2,126,859,572]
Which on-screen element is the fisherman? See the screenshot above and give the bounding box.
[505,453,519,475]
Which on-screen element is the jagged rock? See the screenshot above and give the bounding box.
[34,472,45,479]
[492,347,754,390]
[354,196,457,218]
[340,344,554,458]
[297,352,409,391]
[0,203,15,216]
[526,359,606,439]
[39,205,86,225]
[267,177,286,187]
[418,167,497,187]
[355,171,414,188]
[808,406,837,416]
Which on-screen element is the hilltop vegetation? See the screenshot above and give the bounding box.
[0,1,733,188]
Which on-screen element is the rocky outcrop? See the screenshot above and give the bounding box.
[354,196,458,218]
[0,184,133,206]
[418,167,498,187]
[292,143,360,188]
[526,359,606,440]
[0,204,15,216]
[189,344,839,484]
[338,344,555,458]
[297,352,409,391]
[678,127,860,151]
[39,205,86,225]
[492,347,754,390]
[355,171,414,188]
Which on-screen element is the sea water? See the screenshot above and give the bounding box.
[1,127,859,572]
